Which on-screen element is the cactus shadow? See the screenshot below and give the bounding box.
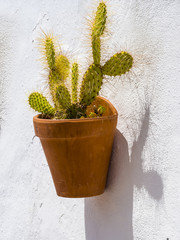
[84,107,163,240]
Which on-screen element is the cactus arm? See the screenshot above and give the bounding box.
[49,55,70,108]
[48,70,61,106]
[28,92,55,117]
[92,36,101,65]
[71,63,79,103]
[56,84,71,109]
[55,55,70,81]
[92,2,107,37]
[80,64,103,106]
[44,37,56,70]
[102,51,133,76]
[91,2,107,64]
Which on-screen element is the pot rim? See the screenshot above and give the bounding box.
[33,96,118,124]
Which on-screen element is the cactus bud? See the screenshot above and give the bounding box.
[88,112,97,118]
[98,105,106,116]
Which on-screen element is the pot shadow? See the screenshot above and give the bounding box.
[84,107,163,240]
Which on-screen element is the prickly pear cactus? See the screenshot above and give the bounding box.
[80,64,103,106]
[29,92,55,117]
[28,1,133,119]
[71,63,79,103]
[44,36,56,70]
[55,55,70,80]
[91,2,107,64]
[56,84,71,110]
[102,52,133,76]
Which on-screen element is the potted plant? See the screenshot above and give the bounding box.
[29,1,133,198]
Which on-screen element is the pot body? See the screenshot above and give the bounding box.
[33,97,118,198]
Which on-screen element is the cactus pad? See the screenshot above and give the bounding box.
[92,36,101,65]
[28,92,55,117]
[92,2,107,37]
[80,64,103,106]
[44,36,56,70]
[71,63,79,103]
[56,84,71,109]
[91,2,107,65]
[55,55,70,80]
[102,52,133,76]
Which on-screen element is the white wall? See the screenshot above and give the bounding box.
[0,0,180,239]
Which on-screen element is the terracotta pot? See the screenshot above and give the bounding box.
[33,96,118,198]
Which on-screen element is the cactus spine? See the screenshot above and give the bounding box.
[28,2,133,119]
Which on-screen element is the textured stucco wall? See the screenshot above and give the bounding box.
[0,0,180,239]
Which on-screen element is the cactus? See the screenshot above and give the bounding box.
[71,63,79,103]
[55,55,70,80]
[56,84,71,109]
[102,52,133,76]
[91,2,107,64]
[28,1,133,119]
[97,105,106,116]
[29,92,55,117]
[66,104,85,119]
[88,112,97,118]
[80,64,103,106]
[44,36,56,70]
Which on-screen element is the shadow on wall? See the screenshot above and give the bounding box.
[85,107,163,240]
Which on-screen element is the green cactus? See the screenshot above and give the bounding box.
[97,105,106,116]
[92,2,107,37]
[102,52,133,76]
[92,37,101,65]
[71,63,79,103]
[88,112,97,118]
[48,70,61,106]
[56,84,71,109]
[80,64,103,106]
[44,36,56,70]
[66,104,85,119]
[55,55,70,80]
[28,1,133,119]
[91,2,107,65]
[29,92,55,117]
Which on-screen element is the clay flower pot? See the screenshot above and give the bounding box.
[33,97,118,198]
